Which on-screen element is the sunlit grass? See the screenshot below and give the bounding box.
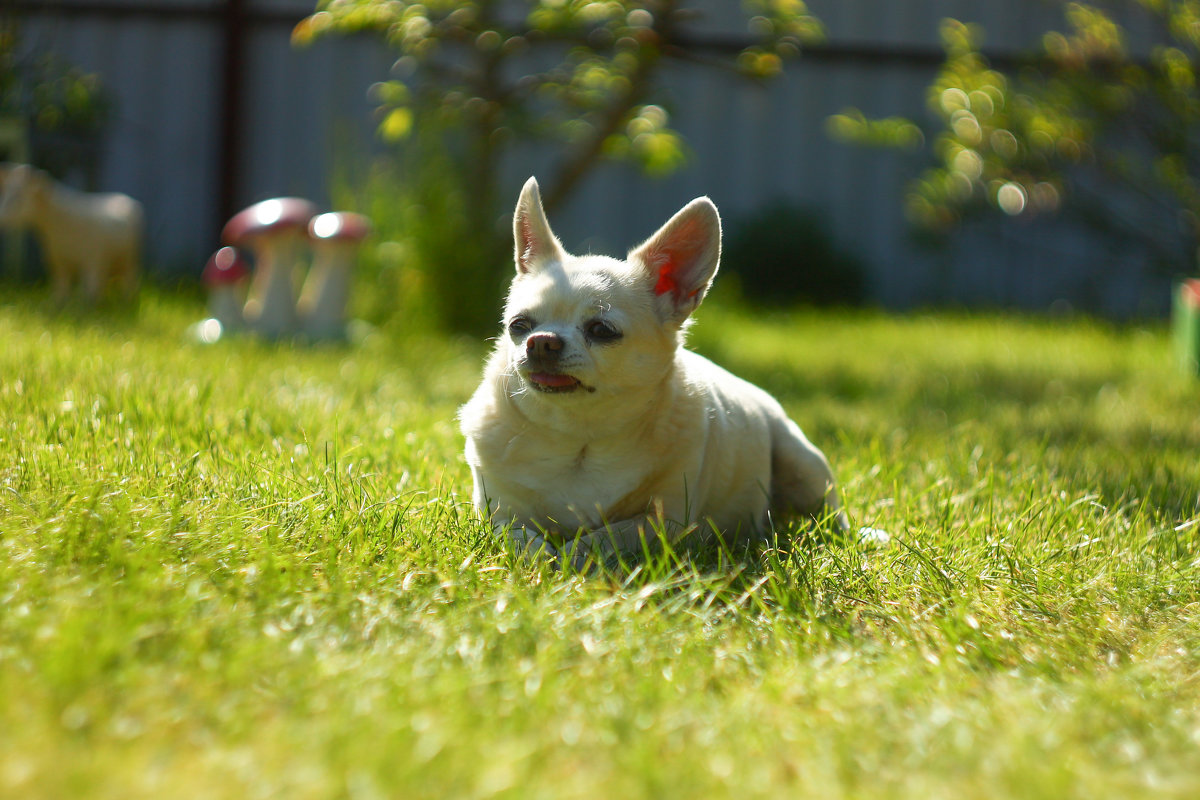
[1,287,1198,799]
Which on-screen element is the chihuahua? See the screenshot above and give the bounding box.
[460,177,849,568]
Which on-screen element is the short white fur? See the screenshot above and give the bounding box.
[460,177,848,568]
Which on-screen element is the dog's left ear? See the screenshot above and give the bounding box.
[630,197,721,322]
[513,177,565,275]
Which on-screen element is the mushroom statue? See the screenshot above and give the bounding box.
[201,245,250,333]
[221,197,318,338]
[298,211,372,341]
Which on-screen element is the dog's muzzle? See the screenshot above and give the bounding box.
[526,331,564,363]
[520,333,590,393]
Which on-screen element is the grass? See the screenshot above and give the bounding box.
[1,287,1198,799]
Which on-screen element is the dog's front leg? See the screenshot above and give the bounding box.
[502,518,685,571]
[504,525,564,563]
[559,517,688,571]
[502,524,624,570]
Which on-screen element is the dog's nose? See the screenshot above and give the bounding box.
[526,331,564,360]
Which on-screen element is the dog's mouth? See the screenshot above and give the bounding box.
[526,371,589,394]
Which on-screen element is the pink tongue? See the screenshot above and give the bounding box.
[530,372,578,388]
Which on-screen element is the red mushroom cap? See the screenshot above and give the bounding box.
[1182,279,1200,309]
[309,211,372,243]
[222,197,319,245]
[202,246,251,285]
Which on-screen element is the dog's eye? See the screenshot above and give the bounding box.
[508,316,534,337]
[585,319,622,343]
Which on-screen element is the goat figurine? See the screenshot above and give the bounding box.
[0,163,143,304]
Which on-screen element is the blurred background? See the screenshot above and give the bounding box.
[3,0,1195,328]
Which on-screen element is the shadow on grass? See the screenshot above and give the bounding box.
[713,350,1200,521]
[0,282,164,335]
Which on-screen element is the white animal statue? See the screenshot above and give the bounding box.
[0,163,143,304]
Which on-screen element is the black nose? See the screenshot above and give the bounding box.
[526,331,564,360]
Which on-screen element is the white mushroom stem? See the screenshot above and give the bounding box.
[202,246,250,331]
[298,211,370,341]
[208,285,245,331]
[243,232,306,338]
[298,239,360,340]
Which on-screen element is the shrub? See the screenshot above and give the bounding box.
[723,202,867,307]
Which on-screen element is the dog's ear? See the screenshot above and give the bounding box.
[513,177,564,275]
[630,197,721,322]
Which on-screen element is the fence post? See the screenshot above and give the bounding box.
[0,115,30,280]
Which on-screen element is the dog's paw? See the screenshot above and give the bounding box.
[558,531,629,572]
[505,526,647,572]
[506,528,564,564]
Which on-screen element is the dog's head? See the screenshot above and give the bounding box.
[0,164,48,228]
[500,177,721,402]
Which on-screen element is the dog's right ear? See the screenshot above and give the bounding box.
[513,177,564,275]
[630,196,722,323]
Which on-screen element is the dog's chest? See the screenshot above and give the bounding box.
[497,434,653,527]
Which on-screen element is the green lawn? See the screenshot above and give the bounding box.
[1,288,1198,799]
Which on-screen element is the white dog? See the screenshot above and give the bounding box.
[460,177,849,568]
[0,164,142,304]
